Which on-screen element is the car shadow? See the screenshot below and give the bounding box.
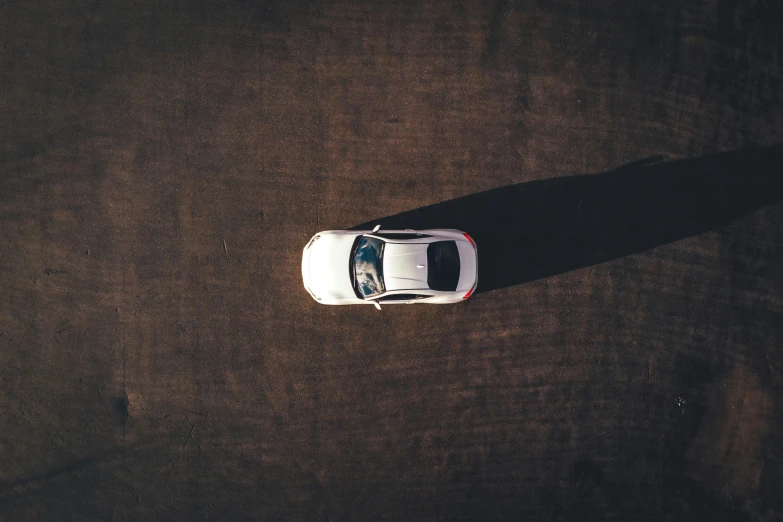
[352,146,783,294]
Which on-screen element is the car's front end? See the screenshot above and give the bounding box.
[302,231,365,305]
[301,234,318,300]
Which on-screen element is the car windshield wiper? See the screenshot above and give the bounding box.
[349,235,363,298]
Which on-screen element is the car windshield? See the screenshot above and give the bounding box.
[427,241,461,291]
[351,236,386,298]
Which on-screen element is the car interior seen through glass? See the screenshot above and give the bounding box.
[380,294,418,301]
[373,232,432,240]
[427,241,461,291]
[352,236,386,298]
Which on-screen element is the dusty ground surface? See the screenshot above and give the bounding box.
[1,0,782,520]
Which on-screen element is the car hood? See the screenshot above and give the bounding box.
[305,233,359,300]
[383,243,428,291]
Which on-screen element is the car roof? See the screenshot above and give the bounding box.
[382,242,429,291]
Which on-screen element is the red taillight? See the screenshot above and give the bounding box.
[462,233,476,298]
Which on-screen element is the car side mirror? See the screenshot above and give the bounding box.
[372,224,381,233]
[373,301,381,311]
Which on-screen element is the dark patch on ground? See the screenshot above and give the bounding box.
[113,396,129,427]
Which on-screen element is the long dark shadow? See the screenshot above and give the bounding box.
[353,146,783,294]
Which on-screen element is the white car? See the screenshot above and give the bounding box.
[302,226,478,308]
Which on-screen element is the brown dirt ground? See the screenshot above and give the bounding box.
[1,0,782,520]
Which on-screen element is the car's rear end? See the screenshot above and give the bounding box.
[456,233,478,299]
[421,230,478,302]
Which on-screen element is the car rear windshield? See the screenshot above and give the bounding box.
[427,241,460,291]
